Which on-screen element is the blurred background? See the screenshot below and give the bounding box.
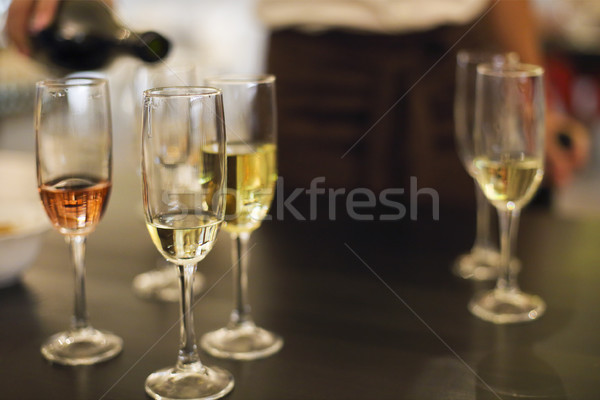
[1,0,600,217]
[0,0,267,165]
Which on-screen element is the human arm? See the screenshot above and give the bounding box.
[486,0,590,187]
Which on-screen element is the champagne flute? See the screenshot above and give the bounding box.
[200,75,282,360]
[469,63,546,323]
[130,64,206,302]
[142,87,234,399]
[133,64,198,128]
[35,77,123,365]
[453,50,519,280]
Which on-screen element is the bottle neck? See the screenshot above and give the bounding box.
[119,31,170,63]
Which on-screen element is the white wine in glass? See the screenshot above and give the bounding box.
[200,75,282,360]
[36,77,123,365]
[142,86,233,399]
[469,63,546,324]
[453,50,519,281]
[130,63,206,302]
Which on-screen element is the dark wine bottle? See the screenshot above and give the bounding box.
[31,0,170,71]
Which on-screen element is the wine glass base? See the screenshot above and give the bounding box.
[469,288,546,324]
[452,249,520,281]
[452,252,498,281]
[201,323,283,360]
[41,327,123,365]
[132,266,205,302]
[145,365,234,400]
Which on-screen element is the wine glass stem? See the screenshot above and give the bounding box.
[473,183,493,251]
[496,209,520,291]
[68,235,89,331]
[176,264,202,370]
[229,232,253,327]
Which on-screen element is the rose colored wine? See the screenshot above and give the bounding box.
[39,175,111,235]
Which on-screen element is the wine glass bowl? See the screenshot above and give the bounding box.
[200,74,283,360]
[35,77,122,365]
[468,63,546,324]
[141,86,233,399]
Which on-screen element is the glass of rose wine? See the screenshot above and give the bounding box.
[35,77,123,365]
[469,63,546,323]
[200,75,282,360]
[142,86,233,399]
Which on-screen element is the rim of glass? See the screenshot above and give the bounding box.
[457,50,519,66]
[477,63,544,78]
[144,86,221,97]
[36,77,107,88]
[205,74,275,85]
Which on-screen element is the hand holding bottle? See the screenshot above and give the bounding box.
[6,0,59,56]
[4,0,166,72]
[6,0,112,57]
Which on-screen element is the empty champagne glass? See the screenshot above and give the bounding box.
[131,64,206,302]
[200,75,282,360]
[453,50,519,280]
[36,77,123,365]
[142,87,233,399]
[469,63,546,323]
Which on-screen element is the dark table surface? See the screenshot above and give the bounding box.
[1,168,599,400]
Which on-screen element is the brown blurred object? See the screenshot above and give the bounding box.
[268,26,486,208]
[265,0,591,209]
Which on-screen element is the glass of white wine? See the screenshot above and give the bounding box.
[200,75,282,360]
[453,50,519,281]
[35,77,123,365]
[142,87,234,399]
[469,63,546,323]
[130,64,206,302]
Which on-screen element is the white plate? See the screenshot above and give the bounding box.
[0,151,50,287]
